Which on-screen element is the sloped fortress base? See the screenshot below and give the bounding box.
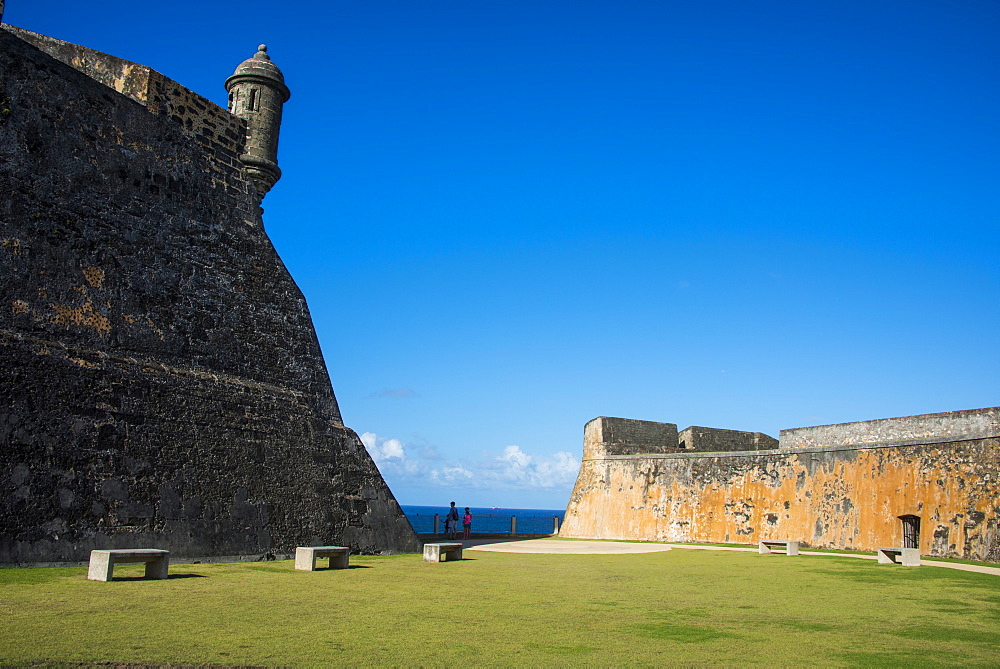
[0,27,420,563]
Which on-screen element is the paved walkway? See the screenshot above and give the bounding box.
[463,538,1000,575]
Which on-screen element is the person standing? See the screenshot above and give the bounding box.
[446,501,460,539]
[463,507,472,539]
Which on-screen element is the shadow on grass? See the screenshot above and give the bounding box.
[107,573,207,581]
[890,625,997,645]
[634,621,738,643]
[776,620,836,632]
[239,563,375,573]
[838,648,957,667]
[926,597,981,615]
[0,568,80,585]
[803,559,998,586]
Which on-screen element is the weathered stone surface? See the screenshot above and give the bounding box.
[294,546,350,571]
[779,407,1000,449]
[877,547,920,567]
[87,548,169,581]
[0,27,420,563]
[585,417,775,455]
[584,417,679,458]
[423,542,463,562]
[562,409,1000,561]
[678,425,777,452]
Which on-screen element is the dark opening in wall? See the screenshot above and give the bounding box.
[899,514,920,549]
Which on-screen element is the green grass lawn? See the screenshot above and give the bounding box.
[1,548,998,667]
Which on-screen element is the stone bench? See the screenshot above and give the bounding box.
[878,546,920,567]
[87,549,169,581]
[294,546,351,571]
[423,542,463,562]
[758,540,800,556]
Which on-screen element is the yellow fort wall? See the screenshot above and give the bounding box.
[561,411,1000,561]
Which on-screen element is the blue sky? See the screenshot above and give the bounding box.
[8,1,999,509]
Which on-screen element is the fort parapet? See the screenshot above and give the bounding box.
[584,417,680,458]
[562,408,1000,561]
[779,407,1000,449]
[584,416,778,457]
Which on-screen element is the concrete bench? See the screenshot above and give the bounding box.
[423,542,463,562]
[758,540,800,556]
[87,549,169,581]
[878,546,920,567]
[295,546,351,571]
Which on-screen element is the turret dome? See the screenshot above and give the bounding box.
[225,45,290,102]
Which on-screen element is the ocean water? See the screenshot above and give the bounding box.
[400,504,565,535]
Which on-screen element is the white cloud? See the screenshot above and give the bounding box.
[360,432,580,493]
[382,438,405,459]
[361,432,406,462]
[500,444,531,468]
[430,466,474,485]
[487,445,578,489]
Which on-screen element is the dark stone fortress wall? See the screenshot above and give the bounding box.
[0,27,421,563]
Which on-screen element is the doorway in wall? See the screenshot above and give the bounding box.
[899,515,920,549]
